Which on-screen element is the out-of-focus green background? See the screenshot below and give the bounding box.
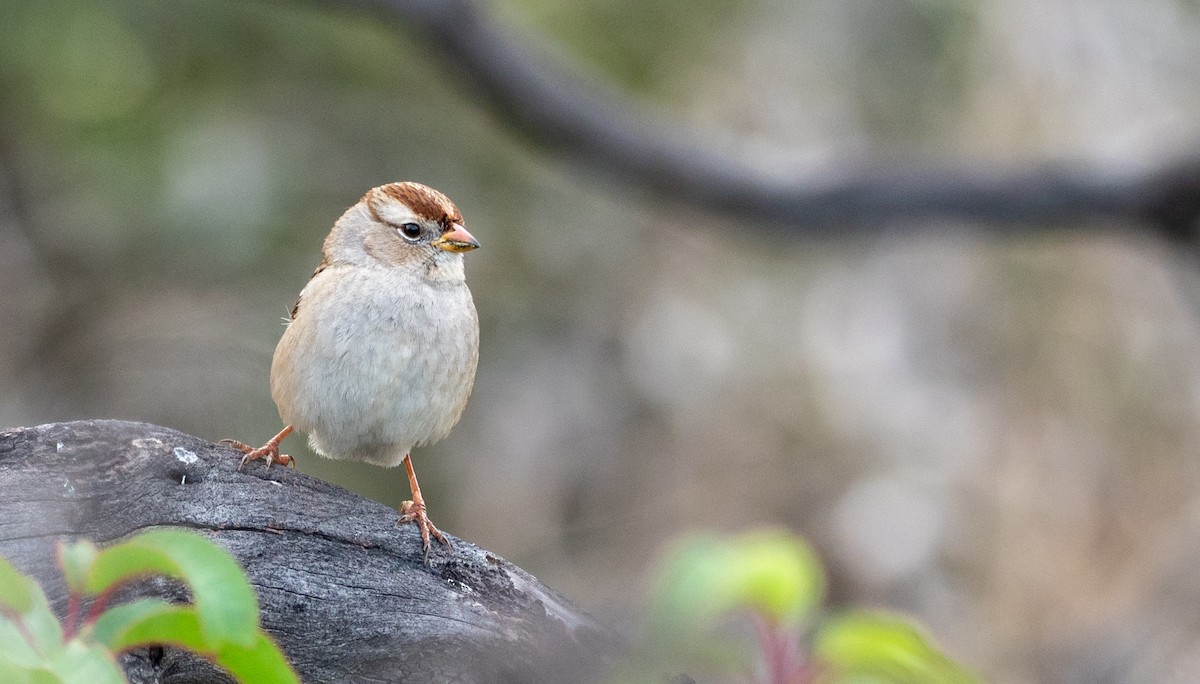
[5,1,1200,681]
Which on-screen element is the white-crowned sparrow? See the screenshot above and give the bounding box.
[224,182,480,560]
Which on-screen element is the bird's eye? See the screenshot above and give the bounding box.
[397,222,423,241]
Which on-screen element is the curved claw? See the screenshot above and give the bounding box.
[238,446,295,469]
[398,499,450,564]
[219,426,296,470]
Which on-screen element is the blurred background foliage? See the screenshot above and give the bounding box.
[4,0,1200,682]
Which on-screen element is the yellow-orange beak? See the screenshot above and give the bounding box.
[433,223,480,252]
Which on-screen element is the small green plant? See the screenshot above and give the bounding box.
[0,529,298,684]
[633,528,977,684]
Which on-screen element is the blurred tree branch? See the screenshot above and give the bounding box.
[334,0,1200,238]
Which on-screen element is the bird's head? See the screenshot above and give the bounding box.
[325,181,480,270]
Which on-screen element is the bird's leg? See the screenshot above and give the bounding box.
[220,425,296,469]
[397,453,449,563]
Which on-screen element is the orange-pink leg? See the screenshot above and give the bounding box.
[397,453,449,562]
[221,425,296,469]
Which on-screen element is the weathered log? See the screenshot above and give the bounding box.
[0,420,620,683]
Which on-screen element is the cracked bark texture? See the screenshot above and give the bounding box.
[0,420,619,683]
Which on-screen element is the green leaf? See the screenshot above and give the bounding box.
[89,599,299,682]
[0,613,43,667]
[651,532,728,629]
[652,529,824,632]
[0,555,61,660]
[29,670,65,684]
[814,611,979,684]
[43,640,125,684]
[0,657,62,684]
[87,529,259,648]
[56,542,98,596]
[725,529,824,624]
[0,554,36,614]
[215,632,300,684]
[11,586,63,660]
[88,599,205,653]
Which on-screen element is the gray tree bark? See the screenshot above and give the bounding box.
[0,420,620,683]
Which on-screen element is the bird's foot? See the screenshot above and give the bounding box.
[219,438,295,469]
[398,499,449,563]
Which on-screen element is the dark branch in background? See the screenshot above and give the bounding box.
[330,0,1200,237]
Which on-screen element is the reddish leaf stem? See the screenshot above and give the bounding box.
[754,613,810,684]
[85,587,117,625]
[63,593,80,639]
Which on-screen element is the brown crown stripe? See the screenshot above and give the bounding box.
[373,182,463,227]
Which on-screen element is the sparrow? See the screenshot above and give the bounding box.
[223,181,480,561]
